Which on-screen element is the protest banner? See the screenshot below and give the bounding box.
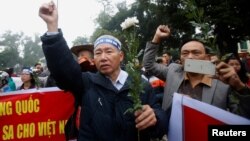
[168,93,250,141]
[0,87,74,141]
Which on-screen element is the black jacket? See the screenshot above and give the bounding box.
[41,30,168,141]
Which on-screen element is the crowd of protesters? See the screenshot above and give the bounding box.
[1,1,250,141]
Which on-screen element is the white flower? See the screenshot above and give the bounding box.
[120,17,139,30]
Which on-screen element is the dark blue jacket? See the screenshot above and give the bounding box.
[41,31,168,141]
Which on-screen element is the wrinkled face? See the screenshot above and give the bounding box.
[228,59,241,72]
[94,43,124,76]
[78,50,93,60]
[180,41,207,64]
[20,72,32,83]
[77,50,94,64]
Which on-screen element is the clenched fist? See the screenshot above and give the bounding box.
[39,1,58,32]
[152,25,171,44]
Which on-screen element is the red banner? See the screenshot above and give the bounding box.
[183,106,224,141]
[168,93,250,141]
[0,87,74,141]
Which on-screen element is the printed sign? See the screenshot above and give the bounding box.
[0,87,75,141]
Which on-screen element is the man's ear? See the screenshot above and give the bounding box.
[119,51,124,62]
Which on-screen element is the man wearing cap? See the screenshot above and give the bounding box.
[71,44,97,72]
[39,2,167,141]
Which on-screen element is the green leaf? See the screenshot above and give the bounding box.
[220,53,233,62]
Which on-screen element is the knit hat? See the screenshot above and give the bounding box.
[94,35,121,50]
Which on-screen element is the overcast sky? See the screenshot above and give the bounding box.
[0,0,134,47]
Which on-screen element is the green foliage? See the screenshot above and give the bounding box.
[94,0,250,57]
[95,12,113,28]
[0,31,23,69]
[122,25,144,114]
[95,0,114,29]
[0,31,44,70]
[183,0,219,55]
[72,36,89,46]
[22,35,44,67]
[120,18,143,141]
[220,53,233,62]
[90,28,118,43]
[186,0,250,55]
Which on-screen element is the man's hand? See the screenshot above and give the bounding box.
[39,1,58,32]
[152,25,171,44]
[134,105,157,131]
[215,61,245,90]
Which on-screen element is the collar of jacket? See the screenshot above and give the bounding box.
[90,72,131,93]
